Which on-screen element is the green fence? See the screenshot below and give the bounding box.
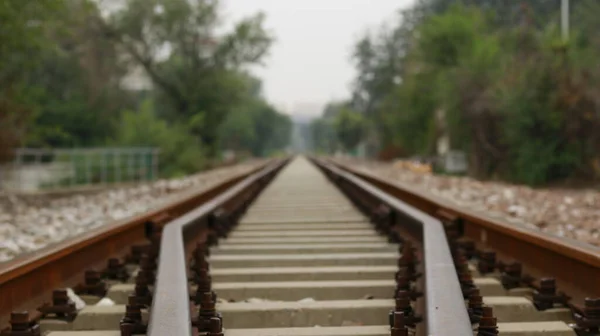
[3,147,159,191]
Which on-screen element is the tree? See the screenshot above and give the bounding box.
[0,0,66,161]
[103,0,274,154]
[218,97,292,157]
[334,108,366,152]
[310,117,337,154]
[343,0,600,184]
[112,99,206,176]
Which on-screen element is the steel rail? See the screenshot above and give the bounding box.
[0,159,273,327]
[147,159,288,336]
[325,157,600,305]
[312,158,473,335]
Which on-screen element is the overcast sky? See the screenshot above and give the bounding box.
[222,0,415,119]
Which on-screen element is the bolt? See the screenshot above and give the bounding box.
[120,322,135,336]
[139,257,156,286]
[454,250,470,275]
[105,258,128,281]
[456,261,470,276]
[150,231,162,247]
[195,242,210,257]
[134,271,152,307]
[533,277,567,311]
[390,311,408,336]
[572,297,600,333]
[79,270,106,297]
[395,273,422,301]
[52,289,69,306]
[121,295,148,335]
[194,251,210,270]
[477,251,496,274]
[585,298,600,319]
[108,258,120,268]
[582,297,600,332]
[585,298,600,307]
[128,245,149,264]
[51,289,76,318]
[501,262,522,290]
[85,270,101,285]
[207,317,224,336]
[388,231,403,244]
[206,232,219,247]
[140,254,156,273]
[195,292,221,332]
[200,292,216,315]
[468,289,484,323]
[192,269,213,304]
[396,267,418,282]
[123,295,142,323]
[138,269,155,284]
[539,278,556,294]
[445,228,460,242]
[389,291,421,327]
[395,275,411,292]
[460,273,476,299]
[9,311,30,331]
[399,242,415,262]
[197,269,211,289]
[398,253,416,275]
[477,306,499,335]
[457,240,476,259]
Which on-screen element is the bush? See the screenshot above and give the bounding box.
[402,5,599,184]
[112,99,206,177]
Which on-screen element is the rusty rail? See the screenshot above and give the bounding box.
[311,158,473,335]
[325,157,600,307]
[0,160,274,327]
[147,159,288,336]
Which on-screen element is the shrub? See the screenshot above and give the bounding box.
[112,99,206,177]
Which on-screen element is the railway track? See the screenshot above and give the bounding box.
[1,156,598,336]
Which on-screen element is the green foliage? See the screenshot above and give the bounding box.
[0,0,63,84]
[0,0,288,177]
[113,100,206,177]
[383,72,437,154]
[310,117,338,154]
[343,1,600,185]
[334,107,366,152]
[417,5,482,68]
[0,0,66,161]
[218,99,292,157]
[106,0,274,154]
[495,51,582,185]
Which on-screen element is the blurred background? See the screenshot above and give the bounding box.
[1,0,599,191]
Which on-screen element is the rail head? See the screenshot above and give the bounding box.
[312,158,472,335]
[147,159,288,336]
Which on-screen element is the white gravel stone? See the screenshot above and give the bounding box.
[0,160,266,262]
[67,288,86,310]
[336,157,600,247]
[95,298,116,307]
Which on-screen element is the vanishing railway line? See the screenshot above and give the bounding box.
[0,156,599,336]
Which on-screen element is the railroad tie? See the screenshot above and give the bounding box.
[10,157,594,336]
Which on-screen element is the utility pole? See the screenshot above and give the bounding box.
[561,0,569,41]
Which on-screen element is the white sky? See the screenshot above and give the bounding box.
[222,0,415,119]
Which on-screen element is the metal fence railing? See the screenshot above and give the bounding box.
[0,147,159,192]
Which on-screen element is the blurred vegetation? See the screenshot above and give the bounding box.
[310,0,600,185]
[0,0,291,177]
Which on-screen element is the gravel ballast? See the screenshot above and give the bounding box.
[0,160,267,262]
[335,157,600,247]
